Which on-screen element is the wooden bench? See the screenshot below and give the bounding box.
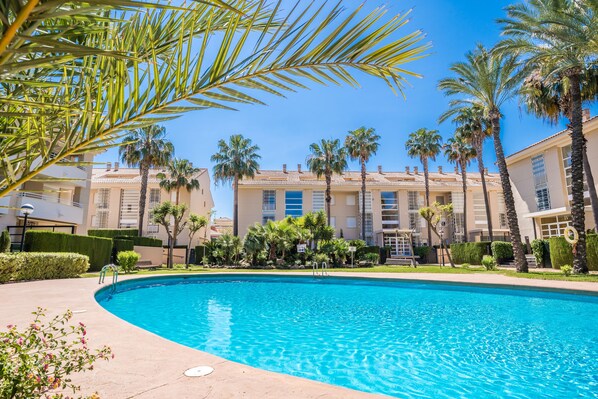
[136,260,160,271]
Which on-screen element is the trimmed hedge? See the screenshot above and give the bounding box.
[549,235,598,271]
[113,238,134,253]
[531,239,550,267]
[0,252,89,283]
[24,230,112,271]
[450,242,491,265]
[356,246,380,260]
[88,229,138,238]
[491,241,513,262]
[116,236,162,247]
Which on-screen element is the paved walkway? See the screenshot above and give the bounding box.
[0,272,596,399]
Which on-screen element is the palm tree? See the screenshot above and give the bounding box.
[211,134,261,236]
[158,159,200,205]
[442,105,494,241]
[345,127,380,242]
[119,125,174,236]
[306,139,348,226]
[405,128,442,246]
[438,44,528,272]
[499,1,597,272]
[444,134,476,242]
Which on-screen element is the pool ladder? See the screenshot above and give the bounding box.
[312,261,329,277]
[99,264,119,293]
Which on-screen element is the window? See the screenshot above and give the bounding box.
[285,191,303,217]
[312,191,325,212]
[262,215,275,224]
[149,188,160,207]
[262,190,276,211]
[358,191,372,213]
[358,191,373,241]
[92,210,109,228]
[450,192,465,242]
[408,191,423,235]
[561,145,589,201]
[346,194,356,206]
[473,192,488,226]
[95,188,110,209]
[119,189,140,228]
[381,192,399,229]
[346,217,357,228]
[540,214,571,238]
[497,193,507,229]
[531,154,551,211]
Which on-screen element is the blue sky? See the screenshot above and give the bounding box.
[96,0,597,218]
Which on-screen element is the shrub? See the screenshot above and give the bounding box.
[87,228,138,238]
[531,239,548,266]
[0,252,89,283]
[195,245,206,264]
[450,242,490,265]
[363,252,379,265]
[314,253,329,264]
[587,234,598,272]
[0,308,112,398]
[491,241,513,262]
[117,235,162,247]
[548,237,573,270]
[561,264,573,276]
[481,255,497,271]
[24,230,111,271]
[356,245,380,260]
[413,246,430,260]
[116,251,141,273]
[0,230,10,253]
[461,263,471,269]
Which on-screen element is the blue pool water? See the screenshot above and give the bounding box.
[96,275,598,398]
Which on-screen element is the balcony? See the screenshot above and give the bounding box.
[17,192,84,225]
[40,164,88,186]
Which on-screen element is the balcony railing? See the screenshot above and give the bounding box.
[17,192,82,208]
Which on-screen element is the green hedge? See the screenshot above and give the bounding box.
[116,236,162,247]
[549,235,598,271]
[356,246,380,260]
[491,241,513,262]
[24,231,112,271]
[531,239,550,267]
[0,252,89,283]
[450,242,491,265]
[87,228,138,238]
[113,238,134,253]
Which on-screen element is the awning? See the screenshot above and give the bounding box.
[523,207,568,219]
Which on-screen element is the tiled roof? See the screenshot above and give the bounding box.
[91,167,208,184]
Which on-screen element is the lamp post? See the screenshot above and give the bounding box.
[19,203,34,252]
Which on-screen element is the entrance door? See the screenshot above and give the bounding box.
[384,234,410,257]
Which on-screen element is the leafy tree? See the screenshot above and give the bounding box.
[151,201,188,268]
[419,202,456,267]
[301,211,333,249]
[306,139,348,226]
[438,45,529,272]
[244,223,267,266]
[158,159,200,205]
[211,134,261,236]
[345,127,380,242]
[405,128,443,246]
[1,2,429,199]
[119,125,174,235]
[444,134,476,242]
[187,213,209,265]
[0,230,10,253]
[498,0,598,272]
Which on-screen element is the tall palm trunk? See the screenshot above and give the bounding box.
[360,158,367,241]
[325,173,332,226]
[568,72,588,274]
[233,175,239,236]
[175,188,180,205]
[474,139,493,241]
[583,148,598,231]
[138,161,150,236]
[460,159,469,242]
[422,157,432,246]
[490,109,528,273]
[167,231,174,269]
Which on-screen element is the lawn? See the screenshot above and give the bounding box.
[83,264,598,282]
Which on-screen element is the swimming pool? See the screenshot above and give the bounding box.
[96,275,598,398]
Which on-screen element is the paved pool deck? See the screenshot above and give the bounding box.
[1,272,597,399]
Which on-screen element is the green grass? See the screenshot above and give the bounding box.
[82,264,598,283]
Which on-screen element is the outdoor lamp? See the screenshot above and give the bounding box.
[19,203,34,252]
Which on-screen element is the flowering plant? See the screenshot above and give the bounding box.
[0,308,112,399]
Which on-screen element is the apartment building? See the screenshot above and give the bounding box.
[507,110,597,240]
[237,164,507,255]
[87,163,214,247]
[0,154,94,244]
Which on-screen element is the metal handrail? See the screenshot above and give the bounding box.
[312,261,329,277]
[17,192,82,208]
[99,264,119,293]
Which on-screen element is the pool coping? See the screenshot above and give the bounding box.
[2,272,597,399]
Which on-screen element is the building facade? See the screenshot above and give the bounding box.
[507,110,597,240]
[0,154,94,245]
[237,164,507,255]
[87,163,214,247]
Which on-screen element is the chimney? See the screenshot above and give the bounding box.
[378,165,383,174]
[106,162,111,171]
[582,108,591,122]
[438,166,443,174]
[484,167,489,175]
[114,162,119,171]
[405,166,410,174]
[455,166,459,174]
[297,164,302,173]
[282,164,287,173]
[414,166,419,175]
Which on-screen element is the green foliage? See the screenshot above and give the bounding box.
[491,241,513,262]
[348,239,367,250]
[320,238,350,267]
[481,255,497,271]
[195,246,206,265]
[113,238,134,255]
[0,230,10,253]
[461,263,471,269]
[587,234,598,272]
[561,264,573,276]
[24,231,111,271]
[0,253,89,283]
[87,229,138,238]
[531,239,549,266]
[0,308,112,398]
[116,236,163,247]
[450,242,490,265]
[362,252,380,265]
[356,246,380,260]
[413,246,431,259]
[314,253,329,264]
[117,251,141,273]
[548,237,574,270]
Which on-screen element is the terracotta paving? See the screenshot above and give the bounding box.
[0,272,596,399]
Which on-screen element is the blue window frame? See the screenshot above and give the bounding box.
[285,191,303,217]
